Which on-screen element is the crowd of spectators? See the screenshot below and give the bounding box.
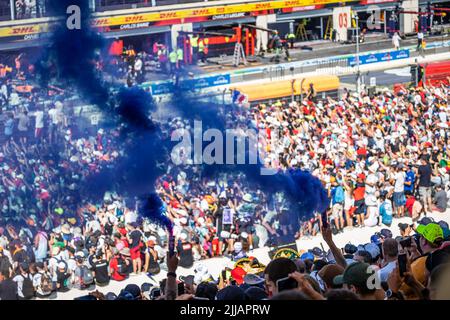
[0,50,450,300]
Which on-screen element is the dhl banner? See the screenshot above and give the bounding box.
[91,0,352,27]
[0,0,357,39]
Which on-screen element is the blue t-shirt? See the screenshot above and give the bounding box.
[380,200,393,225]
[331,186,345,205]
[404,170,415,192]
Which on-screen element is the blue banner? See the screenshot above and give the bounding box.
[149,73,230,96]
[348,49,410,66]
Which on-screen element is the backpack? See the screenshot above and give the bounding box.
[116,257,128,275]
[39,272,53,295]
[25,245,35,263]
[21,274,35,299]
[380,202,393,225]
[333,186,345,204]
[54,256,68,272]
[80,266,94,286]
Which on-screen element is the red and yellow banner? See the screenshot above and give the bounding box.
[0,0,356,38]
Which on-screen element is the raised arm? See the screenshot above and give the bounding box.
[321,224,347,269]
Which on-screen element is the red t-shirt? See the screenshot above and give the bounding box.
[405,197,415,216]
[109,257,127,281]
[357,148,367,156]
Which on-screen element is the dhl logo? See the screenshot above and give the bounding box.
[284,0,302,6]
[92,18,109,26]
[11,26,37,35]
[254,3,272,10]
[191,9,210,15]
[159,12,177,19]
[124,15,145,23]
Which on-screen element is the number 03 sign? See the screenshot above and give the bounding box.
[333,6,351,42]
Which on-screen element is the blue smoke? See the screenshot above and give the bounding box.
[38,0,169,222]
[138,193,173,234]
[169,86,330,217]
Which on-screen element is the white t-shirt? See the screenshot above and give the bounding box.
[394,171,406,193]
[48,108,61,125]
[365,174,378,194]
[35,111,44,129]
[13,273,31,298]
[378,261,397,282]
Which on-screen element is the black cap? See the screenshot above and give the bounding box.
[216,286,247,301]
[124,284,141,299]
[344,244,357,254]
[141,282,153,293]
[105,292,117,300]
[418,217,434,226]
[380,228,393,239]
[245,287,268,300]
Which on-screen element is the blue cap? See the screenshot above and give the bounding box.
[300,252,315,261]
[370,234,382,245]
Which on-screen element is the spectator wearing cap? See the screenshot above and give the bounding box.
[400,223,445,298]
[333,262,383,300]
[123,283,142,300]
[216,285,247,300]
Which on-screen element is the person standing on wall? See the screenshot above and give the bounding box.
[190,34,199,65]
[169,48,178,75]
[176,46,184,70]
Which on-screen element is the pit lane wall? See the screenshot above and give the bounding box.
[144,38,450,99]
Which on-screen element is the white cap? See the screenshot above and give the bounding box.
[180,232,188,240]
